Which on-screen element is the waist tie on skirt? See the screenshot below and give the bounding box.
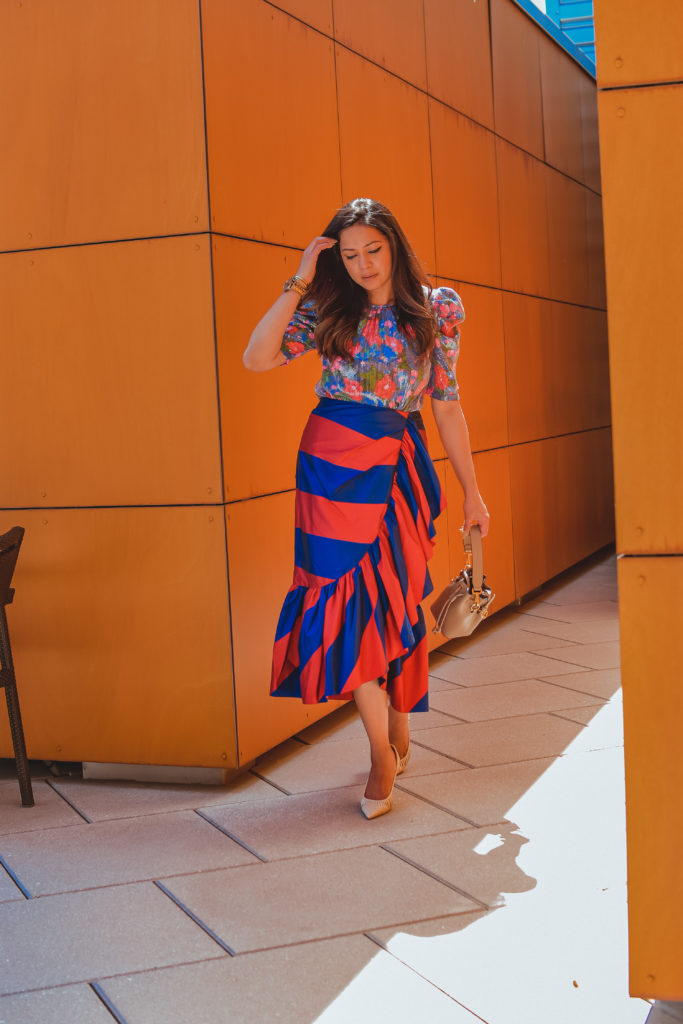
[270,397,445,713]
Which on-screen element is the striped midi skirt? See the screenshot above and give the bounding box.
[270,397,445,713]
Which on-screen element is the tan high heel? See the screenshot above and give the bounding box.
[360,744,400,820]
[396,742,410,776]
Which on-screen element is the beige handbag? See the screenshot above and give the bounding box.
[430,525,495,638]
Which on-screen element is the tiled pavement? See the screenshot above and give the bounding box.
[0,548,666,1023]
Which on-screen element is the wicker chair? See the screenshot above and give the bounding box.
[0,526,34,807]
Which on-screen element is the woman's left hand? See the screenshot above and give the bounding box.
[463,494,490,538]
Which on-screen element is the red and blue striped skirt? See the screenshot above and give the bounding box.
[270,397,445,713]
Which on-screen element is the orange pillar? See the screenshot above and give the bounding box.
[594,0,683,997]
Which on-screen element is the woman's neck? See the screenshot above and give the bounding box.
[365,284,394,306]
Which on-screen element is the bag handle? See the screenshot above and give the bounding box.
[462,524,485,600]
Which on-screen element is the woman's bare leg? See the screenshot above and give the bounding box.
[388,704,410,761]
[353,680,397,799]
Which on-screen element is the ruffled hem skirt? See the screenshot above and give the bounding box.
[270,397,444,713]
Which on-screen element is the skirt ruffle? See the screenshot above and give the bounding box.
[270,397,444,713]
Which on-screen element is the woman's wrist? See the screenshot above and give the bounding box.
[283,275,309,297]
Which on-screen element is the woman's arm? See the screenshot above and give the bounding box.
[431,397,490,536]
[242,288,301,372]
[242,235,337,373]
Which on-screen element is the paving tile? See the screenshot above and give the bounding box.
[538,667,621,699]
[428,649,590,687]
[100,933,482,1024]
[519,616,620,644]
[295,704,456,745]
[439,614,575,659]
[430,677,606,722]
[430,650,467,677]
[370,900,649,1024]
[428,671,465,693]
[0,810,257,896]
[646,1003,683,1023]
[163,845,478,953]
[0,864,23,903]
[202,786,470,861]
[253,736,460,794]
[0,882,223,995]
[551,705,610,726]
[514,599,619,623]
[534,581,619,605]
[0,780,83,835]
[0,983,115,1024]
[535,641,621,670]
[397,757,556,825]
[386,823,536,908]
[412,714,583,767]
[48,771,282,822]
[540,562,617,587]
[582,557,617,574]
[560,701,625,752]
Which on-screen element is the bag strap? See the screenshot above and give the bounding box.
[462,524,484,593]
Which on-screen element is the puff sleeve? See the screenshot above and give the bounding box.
[425,286,465,401]
[280,299,319,363]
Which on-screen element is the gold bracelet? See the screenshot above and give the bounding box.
[283,275,308,297]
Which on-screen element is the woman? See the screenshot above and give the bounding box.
[244,198,489,819]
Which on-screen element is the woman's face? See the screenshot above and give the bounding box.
[338,223,393,304]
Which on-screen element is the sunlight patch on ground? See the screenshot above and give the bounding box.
[316,697,651,1024]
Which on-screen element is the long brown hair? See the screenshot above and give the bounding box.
[305,198,436,361]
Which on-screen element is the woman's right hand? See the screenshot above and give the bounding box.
[296,236,338,283]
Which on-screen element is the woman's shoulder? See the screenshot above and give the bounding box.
[423,284,465,328]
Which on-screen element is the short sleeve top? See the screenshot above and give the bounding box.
[280,285,465,412]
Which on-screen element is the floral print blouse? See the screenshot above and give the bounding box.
[280,285,465,412]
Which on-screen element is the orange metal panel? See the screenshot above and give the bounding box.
[435,277,508,453]
[594,0,683,89]
[504,294,610,444]
[0,0,206,251]
[420,395,446,464]
[539,34,585,182]
[201,0,341,248]
[599,85,683,554]
[426,460,452,651]
[585,189,607,309]
[424,0,494,128]
[496,139,550,297]
[503,292,554,444]
[227,493,335,765]
[444,447,516,613]
[545,167,588,305]
[333,0,427,89]
[213,236,321,502]
[0,237,222,509]
[579,74,602,193]
[618,555,683,998]
[272,0,334,33]
[0,507,235,767]
[550,303,611,434]
[490,0,544,157]
[336,45,436,274]
[430,100,501,288]
[581,306,611,426]
[509,430,615,596]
